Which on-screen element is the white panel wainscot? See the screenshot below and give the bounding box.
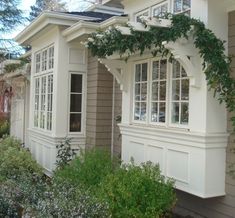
[120,124,228,198]
[28,129,85,175]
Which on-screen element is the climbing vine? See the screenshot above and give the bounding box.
[87,14,235,128]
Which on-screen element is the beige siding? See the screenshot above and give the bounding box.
[86,53,113,149]
[175,11,235,218]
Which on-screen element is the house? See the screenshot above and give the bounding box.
[5,0,235,217]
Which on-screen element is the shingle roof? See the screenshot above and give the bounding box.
[63,11,116,22]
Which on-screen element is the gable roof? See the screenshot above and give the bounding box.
[15,10,119,45]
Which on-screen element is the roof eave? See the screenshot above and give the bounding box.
[62,16,128,42]
[15,11,102,45]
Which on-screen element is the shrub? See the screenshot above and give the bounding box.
[34,181,111,218]
[55,138,76,170]
[0,137,43,181]
[0,136,45,217]
[97,161,176,218]
[0,120,10,138]
[54,148,119,189]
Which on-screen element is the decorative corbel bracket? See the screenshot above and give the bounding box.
[98,58,128,92]
[163,39,202,88]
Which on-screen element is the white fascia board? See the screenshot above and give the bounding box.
[15,11,102,45]
[62,21,100,42]
[63,16,128,42]
[87,4,124,15]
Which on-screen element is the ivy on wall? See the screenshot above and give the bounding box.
[87,14,235,128]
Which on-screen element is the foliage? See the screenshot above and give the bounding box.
[97,161,176,218]
[55,138,76,169]
[54,149,175,217]
[54,148,119,189]
[0,0,24,33]
[0,120,10,138]
[3,57,30,73]
[34,180,111,218]
[87,14,235,128]
[0,137,43,181]
[29,0,67,21]
[0,136,45,217]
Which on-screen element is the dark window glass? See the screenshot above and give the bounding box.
[70,114,81,132]
[71,74,82,93]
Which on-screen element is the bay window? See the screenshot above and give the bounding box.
[69,73,83,133]
[133,59,189,127]
[34,45,54,131]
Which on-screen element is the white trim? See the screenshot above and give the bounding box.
[135,8,151,22]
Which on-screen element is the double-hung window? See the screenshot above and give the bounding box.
[33,45,54,131]
[69,73,84,133]
[133,59,189,127]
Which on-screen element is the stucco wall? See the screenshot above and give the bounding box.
[175,11,235,218]
[86,53,113,149]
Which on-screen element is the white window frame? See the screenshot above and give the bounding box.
[135,8,151,22]
[33,44,54,131]
[132,57,190,129]
[132,60,149,124]
[68,71,85,134]
[152,1,169,18]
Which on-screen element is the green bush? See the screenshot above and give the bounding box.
[0,120,10,138]
[0,136,45,217]
[97,161,176,218]
[55,138,76,170]
[54,148,119,189]
[0,137,43,181]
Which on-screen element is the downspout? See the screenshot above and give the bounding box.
[111,76,115,158]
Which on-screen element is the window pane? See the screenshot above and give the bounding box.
[160,60,167,79]
[70,94,82,113]
[134,102,140,120]
[135,83,141,101]
[181,79,189,100]
[181,67,187,78]
[181,103,189,124]
[152,61,159,80]
[183,0,191,10]
[142,63,148,81]
[153,7,161,17]
[172,60,181,78]
[140,102,146,121]
[34,112,38,127]
[141,83,147,101]
[172,102,179,123]
[159,102,166,123]
[172,80,180,100]
[135,64,141,82]
[70,114,81,132]
[174,0,182,13]
[71,74,82,93]
[159,81,166,100]
[151,102,158,122]
[152,82,158,101]
[42,50,47,71]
